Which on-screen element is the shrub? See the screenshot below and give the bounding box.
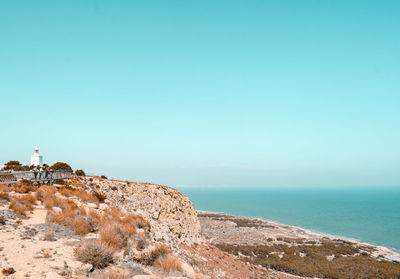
[216,242,400,279]
[9,202,28,216]
[0,185,10,192]
[17,194,37,210]
[0,192,10,201]
[43,231,56,241]
[8,194,37,217]
[151,244,171,259]
[74,242,113,269]
[73,217,91,235]
[3,161,21,170]
[50,162,72,171]
[155,255,182,273]
[59,186,98,203]
[93,191,106,203]
[100,175,108,179]
[36,185,57,200]
[88,209,102,224]
[99,225,126,251]
[75,169,86,176]
[136,244,171,265]
[13,165,32,171]
[1,267,15,275]
[0,216,5,225]
[42,250,51,258]
[42,193,64,209]
[13,179,36,193]
[97,272,129,279]
[46,201,91,235]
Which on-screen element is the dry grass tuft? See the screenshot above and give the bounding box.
[97,271,130,279]
[13,179,36,193]
[41,193,65,209]
[59,186,98,203]
[0,192,10,201]
[73,217,91,235]
[88,209,102,224]
[0,185,10,192]
[8,194,37,217]
[151,244,171,260]
[155,255,183,273]
[74,242,113,269]
[46,202,91,235]
[99,225,126,251]
[43,231,56,241]
[93,191,106,203]
[42,250,51,258]
[18,194,37,210]
[78,205,87,216]
[135,244,171,265]
[1,267,16,275]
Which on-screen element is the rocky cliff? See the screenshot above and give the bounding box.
[74,176,202,246]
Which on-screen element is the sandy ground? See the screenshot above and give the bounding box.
[0,206,86,278]
[0,203,195,279]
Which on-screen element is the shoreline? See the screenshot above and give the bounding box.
[196,210,400,262]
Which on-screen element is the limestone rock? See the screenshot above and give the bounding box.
[75,177,202,246]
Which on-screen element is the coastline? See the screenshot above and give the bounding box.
[197,210,400,262]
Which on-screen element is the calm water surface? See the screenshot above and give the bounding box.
[177,187,400,252]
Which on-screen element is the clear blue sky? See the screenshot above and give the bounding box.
[1,0,399,187]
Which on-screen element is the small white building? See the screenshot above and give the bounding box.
[30,147,43,167]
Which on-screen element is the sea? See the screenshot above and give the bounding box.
[177,186,400,253]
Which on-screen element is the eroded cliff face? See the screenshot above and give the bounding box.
[75,176,202,246]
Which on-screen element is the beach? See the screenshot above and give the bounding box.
[198,211,400,261]
[197,211,400,278]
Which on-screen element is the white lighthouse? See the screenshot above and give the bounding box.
[30,147,43,167]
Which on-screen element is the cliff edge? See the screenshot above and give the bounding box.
[75,176,202,246]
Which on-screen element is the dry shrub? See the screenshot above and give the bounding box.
[36,186,57,202]
[1,267,15,275]
[73,217,91,235]
[155,255,182,273]
[42,194,65,209]
[0,216,5,225]
[9,194,37,217]
[217,242,400,279]
[43,231,56,241]
[136,244,171,265]
[0,185,10,192]
[97,271,129,279]
[59,186,98,203]
[59,186,75,197]
[136,237,147,251]
[18,194,37,210]
[10,203,28,217]
[93,191,106,203]
[42,250,51,258]
[99,225,126,251]
[104,207,123,222]
[151,244,171,259]
[88,209,102,224]
[13,179,36,193]
[46,203,91,235]
[0,192,10,201]
[120,223,136,236]
[74,242,113,269]
[78,205,87,216]
[135,216,151,231]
